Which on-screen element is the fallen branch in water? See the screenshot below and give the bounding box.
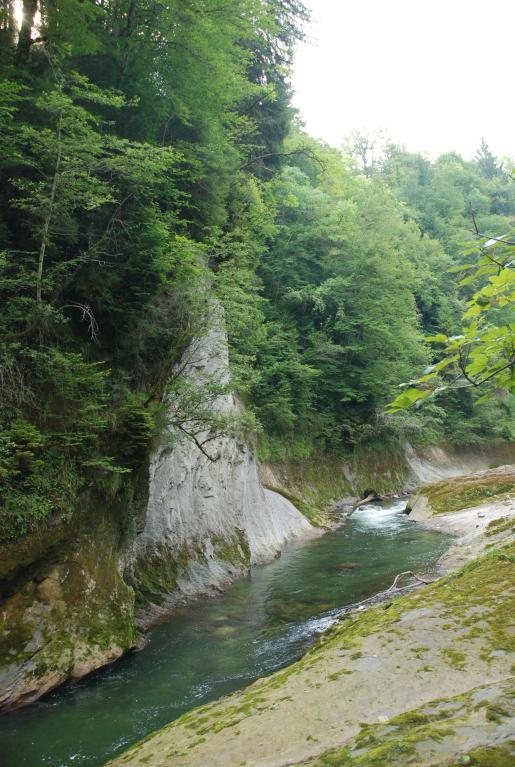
[337,571,434,618]
[327,571,437,632]
[346,493,376,517]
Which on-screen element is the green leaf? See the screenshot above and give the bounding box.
[425,333,448,343]
[386,387,433,413]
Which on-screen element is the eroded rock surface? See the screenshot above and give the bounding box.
[0,509,137,711]
[105,504,515,767]
[407,464,515,520]
[128,313,315,626]
[301,679,515,767]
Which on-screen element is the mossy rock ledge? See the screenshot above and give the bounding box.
[104,537,515,767]
[407,464,515,521]
[0,501,138,711]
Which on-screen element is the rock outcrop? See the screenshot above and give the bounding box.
[128,311,315,626]
[404,442,515,487]
[405,465,515,575]
[407,464,515,521]
[0,502,137,711]
[0,308,314,709]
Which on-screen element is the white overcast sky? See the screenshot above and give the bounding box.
[291,0,514,160]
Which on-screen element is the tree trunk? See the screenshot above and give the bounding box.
[37,110,63,307]
[117,0,137,88]
[15,0,38,66]
[346,493,376,517]
[0,0,17,48]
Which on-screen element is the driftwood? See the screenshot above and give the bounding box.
[386,570,434,591]
[318,569,439,639]
[335,570,434,616]
[346,493,376,517]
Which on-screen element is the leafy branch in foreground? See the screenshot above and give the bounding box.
[387,234,515,413]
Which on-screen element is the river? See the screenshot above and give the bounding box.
[0,499,449,767]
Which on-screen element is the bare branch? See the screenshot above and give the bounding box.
[387,571,434,590]
[62,303,100,344]
[173,423,221,462]
[239,147,325,172]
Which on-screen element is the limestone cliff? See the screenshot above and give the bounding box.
[0,309,313,709]
[128,312,314,626]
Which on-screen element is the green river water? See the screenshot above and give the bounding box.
[0,499,450,767]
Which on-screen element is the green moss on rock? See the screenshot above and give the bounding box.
[130,530,251,612]
[261,440,410,526]
[212,529,250,568]
[302,680,515,767]
[450,741,515,766]
[408,465,515,516]
[0,490,138,709]
[486,516,515,537]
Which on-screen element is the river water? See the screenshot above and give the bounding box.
[0,499,449,767]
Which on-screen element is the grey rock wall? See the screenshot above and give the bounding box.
[0,304,314,709]
[129,308,315,626]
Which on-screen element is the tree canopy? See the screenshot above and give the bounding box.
[1,2,513,540]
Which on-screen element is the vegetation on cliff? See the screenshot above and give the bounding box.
[0,0,309,540]
[1,0,514,541]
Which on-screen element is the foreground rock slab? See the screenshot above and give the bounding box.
[301,678,515,766]
[105,532,515,767]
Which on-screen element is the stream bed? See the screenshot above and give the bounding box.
[0,499,450,767]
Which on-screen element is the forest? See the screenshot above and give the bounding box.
[1,5,515,766]
[0,0,514,543]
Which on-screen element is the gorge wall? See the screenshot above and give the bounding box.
[0,311,513,710]
[0,315,314,710]
[127,317,315,627]
[260,441,514,525]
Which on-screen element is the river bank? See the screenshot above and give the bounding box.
[0,499,449,767]
[105,474,515,767]
[3,438,508,715]
[406,464,515,574]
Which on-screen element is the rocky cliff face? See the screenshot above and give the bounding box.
[0,310,314,709]
[128,312,315,627]
[0,498,137,710]
[403,442,514,487]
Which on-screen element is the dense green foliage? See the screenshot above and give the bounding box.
[217,136,515,458]
[0,1,513,539]
[0,0,309,538]
[388,235,515,414]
